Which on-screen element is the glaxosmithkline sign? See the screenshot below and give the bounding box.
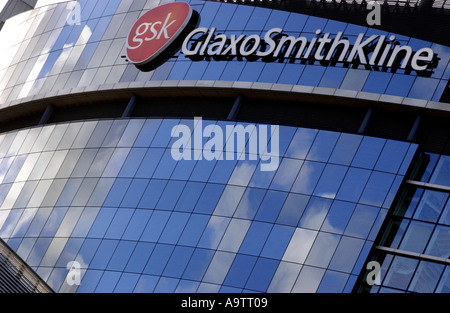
[127,3,437,74]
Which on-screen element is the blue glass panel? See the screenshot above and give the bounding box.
[267,261,302,293]
[163,246,194,278]
[202,61,227,80]
[351,136,386,169]
[319,67,347,88]
[103,178,132,207]
[264,10,289,30]
[125,242,155,273]
[193,183,224,214]
[220,62,245,81]
[298,65,325,86]
[40,207,68,237]
[75,238,101,269]
[104,208,134,239]
[245,7,271,31]
[143,244,174,275]
[154,277,179,293]
[292,265,325,293]
[198,216,230,249]
[118,148,147,178]
[159,212,190,244]
[140,210,170,242]
[344,204,379,239]
[176,280,200,293]
[314,164,348,199]
[138,179,167,209]
[114,273,140,293]
[133,275,158,293]
[409,261,445,293]
[270,158,303,191]
[375,140,410,174]
[329,133,362,166]
[239,221,272,256]
[178,214,210,247]
[156,180,186,211]
[211,4,237,30]
[255,190,288,223]
[305,232,340,268]
[360,171,395,207]
[429,155,450,187]
[77,270,103,293]
[120,179,148,208]
[276,193,310,227]
[307,130,340,162]
[383,256,418,290]
[245,258,279,292]
[317,270,349,293]
[90,239,118,270]
[260,225,295,259]
[174,182,205,213]
[258,63,284,83]
[436,266,450,292]
[425,225,450,258]
[362,71,391,94]
[223,254,257,288]
[385,74,415,97]
[87,207,116,238]
[291,161,325,194]
[298,197,333,230]
[233,187,266,220]
[107,240,136,271]
[277,63,304,85]
[183,248,215,281]
[408,77,439,100]
[227,5,253,31]
[329,236,364,273]
[336,167,371,202]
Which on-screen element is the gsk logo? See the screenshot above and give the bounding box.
[126,2,199,71]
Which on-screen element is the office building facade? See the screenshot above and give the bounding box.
[0,0,448,293]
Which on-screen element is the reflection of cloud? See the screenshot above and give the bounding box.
[229,161,256,186]
[11,208,37,237]
[218,218,251,253]
[267,261,302,293]
[283,228,317,264]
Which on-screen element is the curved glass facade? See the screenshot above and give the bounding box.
[0,0,449,295]
[0,118,417,292]
[0,0,448,106]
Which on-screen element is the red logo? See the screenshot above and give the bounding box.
[126,2,193,69]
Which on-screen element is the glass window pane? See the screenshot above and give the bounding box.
[193,183,224,215]
[313,164,348,199]
[261,225,295,259]
[270,158,303,192]
[223,254,257,288]
[245,258,279,292]
[375,140,410,174]
[267,261,302,293]
[90,239,118,269]
[344,204,379,239]
[413,190,448,223]
[203,251,235,285]
[233,187,265,220]
[383,256,419,290]
[317,270,349,293]
[213,185,245,217]
[285,128,318,160]
[305,232,340,268]
[107,240,136,271]
[239,221,272,256]
[143,243,174,275]
[292,265,325,293]
[159,212,190,245]
[424,225,450,258]
[283,227,317,264]
[329,133,362,166]
[351,137,386,169]
[255,190,288,223]
[163,246,194,278]
[298,197,333,230]
[336,167,371,202]
[218,218,251,253]
[329,236,364,273]
[156,180,186,211]
[178,214,210,247]
[291,161,325,195]
[408,261,445,293]
[198,216,230,250]
[276,193,310,226]
[360,171,395,207]
[125,242,155,273]
[182,248,215,281]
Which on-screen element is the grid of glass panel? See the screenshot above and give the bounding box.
[368,154,450,293]
[0,0,448,105]
[0,118,417,292]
